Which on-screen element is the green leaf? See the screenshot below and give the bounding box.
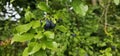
[86,37,99,44]
[12,33,34,42]
[44,31,54,39]
[41,40,57,50]
[98,42,106,47]
[79,48,86,56]
[28,42,37,47]
[33,50,47,56]
[40,40,46,50]
[52,42,58,50]
[40,39,50,50]
[44,41,54,49]
[56,25,67,32]
[72,1,88,16]
[10,0,15,3]
[31,21,41,29]
[40,37,58,50]
[15,23,32,34]
[28,43,41,55]
[22,47,29,56]
[34,31,43,39]
[25,11,35,22]
[37,2,49,12]
[114,0,119,5]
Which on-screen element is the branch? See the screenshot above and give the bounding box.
[104,0,112,37]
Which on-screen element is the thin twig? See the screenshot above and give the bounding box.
[104,0,111,36]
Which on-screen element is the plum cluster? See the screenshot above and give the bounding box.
[44,20,56,30]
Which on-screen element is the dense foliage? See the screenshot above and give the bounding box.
[0,0,120,56]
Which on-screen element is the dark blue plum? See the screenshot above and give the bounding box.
[111,46,116,51]
[44,20,51,30]
[49,20,56,29]
[71,33,76,37]
[44,20,56,30]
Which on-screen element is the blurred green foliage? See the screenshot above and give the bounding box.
[0,0,120,56]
